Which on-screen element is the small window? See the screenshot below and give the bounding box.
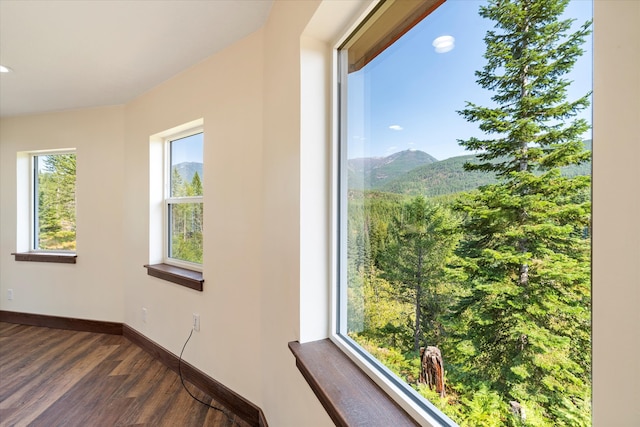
[32,151,77,252]
[164,130,203,270]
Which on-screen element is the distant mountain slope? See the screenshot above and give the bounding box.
[380,140,592,197]
[174,162,203,183]
[381,154,498,197]
[348,149,438,189]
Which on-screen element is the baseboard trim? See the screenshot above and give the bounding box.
[0,310,267,427]
[123,325,267,427]
[0,310,123,335]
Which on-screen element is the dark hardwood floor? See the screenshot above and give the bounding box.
[0,322,251,427]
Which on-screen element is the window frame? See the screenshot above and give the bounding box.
[30,149,77,254]
[162,127,204,272]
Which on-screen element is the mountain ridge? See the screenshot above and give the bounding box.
[351,141,592,197]
[174,161,203,183]
[348,149,438,189]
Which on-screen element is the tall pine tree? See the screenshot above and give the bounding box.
[451,0,591,425]
[382,196,460,352]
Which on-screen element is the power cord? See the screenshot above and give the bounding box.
[178,327,237,425]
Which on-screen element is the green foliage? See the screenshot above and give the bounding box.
[169,168,203,264]
[191,171,203,196]
[449,0,592,424]
[171,168,186,196]
[458,0,592,176]
[353,335,419,381]
[359,270,414,349]
[347,192,405,334]
[381,197,461,351]
[459,385,509,427]
[417,384,464,422]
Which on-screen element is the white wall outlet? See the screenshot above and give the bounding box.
[192,313,200,332]
[7,289,13,301]
[142,307,148,323]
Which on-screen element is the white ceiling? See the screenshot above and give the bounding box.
[0,0,273,117]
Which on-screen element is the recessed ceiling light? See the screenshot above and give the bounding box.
[0,65,13,73]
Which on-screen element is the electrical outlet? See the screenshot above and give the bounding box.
[192,313,200,332]
[142,307,148,323]
[7,289,13,301]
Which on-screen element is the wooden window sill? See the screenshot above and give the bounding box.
[12,251,77,264]
[144,263,203,291]
[288,339,419,427]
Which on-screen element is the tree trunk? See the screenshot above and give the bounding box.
[518,12,531,288]
[414,247,423,352]
[414,284,422,352]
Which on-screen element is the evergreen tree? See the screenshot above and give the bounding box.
[451,0,591,424]
[190,171,203,196]
[346,194,403,335]
[38,173,60,234]
[171,168,186,197]
[382,196,460,352]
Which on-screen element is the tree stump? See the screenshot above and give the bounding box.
[510,401,526,421]
[419,346,446,397]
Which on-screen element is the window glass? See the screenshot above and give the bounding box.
[166,132,203,265]
[33,152,76,251]
[170,133,204,198]
[338,0,592,425]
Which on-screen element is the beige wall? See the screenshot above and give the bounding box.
[592,1,640,425]
[0,106,125,321]
[1,0,638,425]
[121,28,268,409]
[260,0,341,424]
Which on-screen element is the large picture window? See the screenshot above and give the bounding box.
[336,0,592,425]
[164,130,203,269]
[32,151,77,252]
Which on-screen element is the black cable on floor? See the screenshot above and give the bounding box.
[179,328,236,425]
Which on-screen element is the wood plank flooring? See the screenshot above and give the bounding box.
[0,322,251,427]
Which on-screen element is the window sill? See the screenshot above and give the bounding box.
[144,263,203,291]
[288,339,419,427]
[11,251,77,264]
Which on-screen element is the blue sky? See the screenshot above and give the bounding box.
[347,0,593,160]
[170,132,203,165]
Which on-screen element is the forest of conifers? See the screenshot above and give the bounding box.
[346,177,590,425]
[36,153,76,251]
[345,0,592,425]
[169,168,203,264]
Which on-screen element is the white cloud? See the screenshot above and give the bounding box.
[433,35,455,53]
[389,125,403,131]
